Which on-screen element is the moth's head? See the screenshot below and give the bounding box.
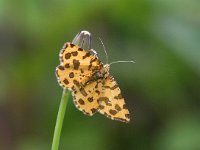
[103,64,110,73]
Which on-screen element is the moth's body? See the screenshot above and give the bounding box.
[56,42,130,123]
[84,64,110,86]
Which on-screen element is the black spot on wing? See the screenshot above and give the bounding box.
[71,51,78,56]
[91,108,97,113]
[109,109,118,115]
[82,52,91,59]
[111,84,118,90]
[115,104,121,111]
[87,97,93,102]
[70,43,75,48]
[78,99,85,105]
[65,63,70,68]
[73,80,81,87]
[125,114,130,119]
[114,94,123,99]
[80,87,88,97]
[78,47,83,51]
[63,79,69,85]
[58,65,65,70]
[123,104,127,109]
[69,72,74,78]
[65,53,71,59]
[73,59,80,70]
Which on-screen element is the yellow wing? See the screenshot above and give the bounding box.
[72,79,103,116]
[97,76,130,123]
[56,42,104,115]
[55,42,103,91]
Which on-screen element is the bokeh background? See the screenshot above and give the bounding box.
[0,0,200,150]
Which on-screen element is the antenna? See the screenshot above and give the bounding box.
[98,38,135,66]
[99,38,108,64]
[109,60,135,65]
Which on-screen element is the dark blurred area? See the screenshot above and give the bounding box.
[0,0,200,150]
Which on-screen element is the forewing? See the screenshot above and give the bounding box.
[98,76,130,123]
[55,42,103,90]
[59,42,102,71]
[72,79,103,116]
[56,66,89,90]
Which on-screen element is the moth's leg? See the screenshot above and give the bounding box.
[84,77,96,86]
[83,71,103,86]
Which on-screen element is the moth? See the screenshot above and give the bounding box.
[56,42,131,122]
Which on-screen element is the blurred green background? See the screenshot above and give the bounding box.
[0,0,200,150]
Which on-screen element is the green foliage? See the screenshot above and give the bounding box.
[0,0,199,149]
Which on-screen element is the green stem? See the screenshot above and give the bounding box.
[51,89,70,150]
